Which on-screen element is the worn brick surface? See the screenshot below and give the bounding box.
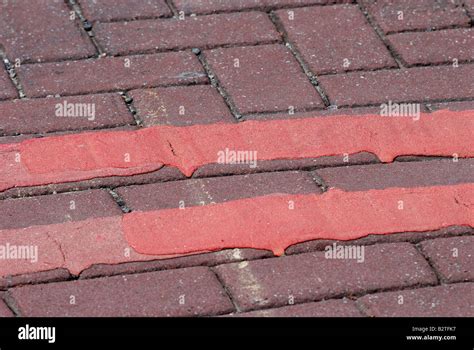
[18,52,207,98]
[358,283,474,317]
[235,298,363,316]
[388,28,474,66]
[0,269,71,290]
[174,0,353,14]
[362,0,471,34]
[0,298,13,317]
[276,5,396,74]
[0,0,95,63]
[0,190,121,230]
[129,85,234,126]
[117,171,320,210]
[319,64,474,106]
[0,93,133,136]
[80,248,272,278]
[79,0,172,22]
[215,243,437,311]
[419,236,474,283]
[95,12,280,55]
[429,100,474,111]
[315,159,474,191]
[9,267,234,316]
[205,44,324,114]
[0,70,16,100]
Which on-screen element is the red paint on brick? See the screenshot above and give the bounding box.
[123,184,474,256]
[79,0,172,22]
[0,109,472,191]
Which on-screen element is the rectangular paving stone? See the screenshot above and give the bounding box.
[387,28,474,66]
[362,0,471,34]
[79,0,172,22]
[0,93,133,136]
[214,242,437,311]
[0,69,16,100]
[117,170,320,211]
[235,298,363,317]
[8,267,234,316]
[358,283,474,317]
[318,64,474,106]
[0,0,95,63]
[275,5,396,74]
[0,268,71,290]
[0,190,121,230]
[204,44,324,114]
[315,159,474,191]
[419,236,474,283]
[95,12,280,55]
[129,85,235,126]
[18,52,208,98]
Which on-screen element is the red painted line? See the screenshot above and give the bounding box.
[123,184,474,256]
[0,109,472,191]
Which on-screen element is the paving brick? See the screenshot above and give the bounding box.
[286,226,474,255]
[419,236,474,283]
[0,269,71,290]
[276,5,396,74]
[235,298,363,316]
[173,0,353,14]
[318,64,474,106]
[95,12,280,55]
[358,283,474,317]
[80,248,272,278]
[0,189,121,230]
[429,100,474,111]
[9,267,234,316]
[315,158,474,191]
[0,69,16,100]
[79,0,172,22]
[0,0,95,63]
[0,93,133,136]
[129,85,234,126]
[387,28,474,66]
[362,0,471,34]
[214,243,437,311]
[117,171,320,210]
[204,44,324,114]
[0,298,13,317]
[464,0,474,16]
[18,52,207,98]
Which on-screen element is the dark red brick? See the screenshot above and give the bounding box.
[9,267,234,316]
[0,189,121,230]
[235,298,362,316]
[95,12,280,55]
[0,69,16,100]
[79,0,172,22]
[358,283,474,317]
[204,44,324,114]
[129,85,234,126]
[318,64,474,106]
[276,5,396,74]
[18,52,207,98]
[0,298,13,317]
[80,248,272,279]
[117,171,320,211]
[174,0,353,14]
[214,242,437,311]
[429,100,474,111]
[362,0,470,34]
[286,226,473,255]
[0,0,95,63]
[0,269,71,290]
[0,93,133,136]
[419,236,474,283]
[243,106,381,120]
[464,0,474,17]
[315,158,474,191]
[388,28,474,66]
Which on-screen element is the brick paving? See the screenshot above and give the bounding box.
[0,0,472,318]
